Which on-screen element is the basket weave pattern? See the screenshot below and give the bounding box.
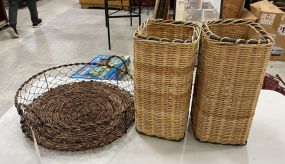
[134,19,200,140]
[15,59,135,151]
[222,0,244,18]
[191,19,274,145]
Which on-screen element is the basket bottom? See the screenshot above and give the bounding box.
[190,111,250,145]
[135,128,185,142]
[193,131,247,146]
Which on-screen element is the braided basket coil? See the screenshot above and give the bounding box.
[15,56,135,151]
[191,19,274,145]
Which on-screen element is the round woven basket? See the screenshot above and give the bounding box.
[15,56,135,151]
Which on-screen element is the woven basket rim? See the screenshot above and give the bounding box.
[202,19,274,45]
[14,59,135,151]
[15,60,132,117]
[134,19,201,44]
[14,63,94,112]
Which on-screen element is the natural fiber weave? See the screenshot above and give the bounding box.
[134,19,200,141]
[191,19,274,145]
[222,0,244,18]
[15,57,134,151]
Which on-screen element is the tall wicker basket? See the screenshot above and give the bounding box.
[191,19,273,145]
[222,0,244,18]
[134,19,200,141]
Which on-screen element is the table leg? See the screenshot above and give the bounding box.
[139,0,141,25]
[130,0,133,26]
[173,0,176,20]
[104,0,111,50]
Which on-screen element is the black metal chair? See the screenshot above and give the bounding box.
[104,0,142,50]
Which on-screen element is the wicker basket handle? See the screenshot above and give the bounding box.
[106,55,129,75]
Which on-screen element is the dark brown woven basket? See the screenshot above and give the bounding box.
[15,56,135,151]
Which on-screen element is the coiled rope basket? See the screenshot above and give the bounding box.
[15,56,135,151]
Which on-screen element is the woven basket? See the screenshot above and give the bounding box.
[15,56,135,151]
[191,19,274,145]
[133,19,200,141]
[222,0,244,18]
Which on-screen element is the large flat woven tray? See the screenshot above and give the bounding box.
[15,56,135,151]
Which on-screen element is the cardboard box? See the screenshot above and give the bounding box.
[251,0,285,61]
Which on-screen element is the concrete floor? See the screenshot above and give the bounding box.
[0,0,284,117]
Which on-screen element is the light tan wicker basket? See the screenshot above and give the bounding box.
[222,0,244,18]
[134,19,200,141]
[191,19,274,145]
